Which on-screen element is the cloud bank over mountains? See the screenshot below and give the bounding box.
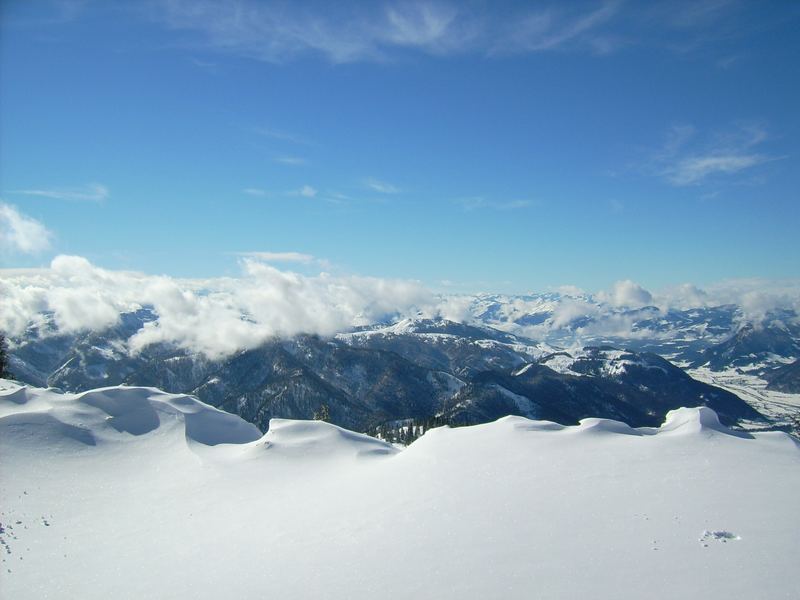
[1,254,798,358]
[0,255,433,358]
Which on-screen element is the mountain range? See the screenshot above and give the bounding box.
[9,303,793,433]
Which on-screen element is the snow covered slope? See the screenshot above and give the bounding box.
[2,380,799,600]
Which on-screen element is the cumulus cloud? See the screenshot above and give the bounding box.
[653,283,711,310]
[471,277,799,343]
[550,298,601,328]
[0,203,54,255]
[2,253,797,357]
[700,278,800,325]
[599,280,654,308]
[0,255,435,358]
[436,295,474,323]
[555,285,586,296]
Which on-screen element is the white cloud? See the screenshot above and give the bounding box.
[253,127,313,146]
[667,154,768,186]
[699,278,800,324]
[495,1,620,54]
[455,197,533,211]
[653,122,778,186]
[364,178,400,194]
[245,185,319,200]
[0,255,435,359]
[550,298,601,328]
[11,183,109,202]
[236,251,316,264]
[598,280,654,308]
[298,185,317,198]
[274,156,307,166]
[436,294,474,322]
[555,285,586,297]
[154,0,474,63]
[242,188,268,197]
[2,254,797,356]
[0,203,53,255]
[151,1,631,64]
[654,283,710,310]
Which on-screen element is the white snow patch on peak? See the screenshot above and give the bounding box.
[254,418,398,459]
[539,352,580,375]
[512,363,535,376]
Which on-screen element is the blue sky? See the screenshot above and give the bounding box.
[1,0,798,293]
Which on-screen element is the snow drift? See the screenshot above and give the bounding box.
[1,380,799,599]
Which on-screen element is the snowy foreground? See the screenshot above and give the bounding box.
[1,381,799,600]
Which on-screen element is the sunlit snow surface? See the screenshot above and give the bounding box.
[1,380,799,600]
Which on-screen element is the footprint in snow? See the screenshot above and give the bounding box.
[699,530,740,547]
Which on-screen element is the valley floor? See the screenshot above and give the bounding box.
[686,367,800,430]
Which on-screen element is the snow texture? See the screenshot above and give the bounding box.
[1,379,799,599]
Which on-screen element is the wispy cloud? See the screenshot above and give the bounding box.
[363,178,400,194]
[659,0,740,29]
[274,155,307,166]
[652,122,779,186]
[27,0,764,66]
[242,187,268,197]
[244,185,320,199]
[253,126,314,146]
[296,185,317,198]
[236,251,334,271]
[10,182,109,202]
[0,202,53,255]
[494,1,621,55]
[667,155,769,186]
[455,197,534,211]
[149,0,634,64]
[236,251,316,264]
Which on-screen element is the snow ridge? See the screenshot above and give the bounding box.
[0,382,775,454]
[2,380,800,600]
[0,381,262,447]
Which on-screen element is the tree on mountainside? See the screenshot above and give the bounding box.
[0,332,10,379]
[313,403,330,422]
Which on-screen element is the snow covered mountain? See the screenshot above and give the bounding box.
[6,314,765,432]
[2,380,798,600]
[442,346,762,428]
[465,294,800,368]
[686,321,800,372]
[463,293,743,351]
